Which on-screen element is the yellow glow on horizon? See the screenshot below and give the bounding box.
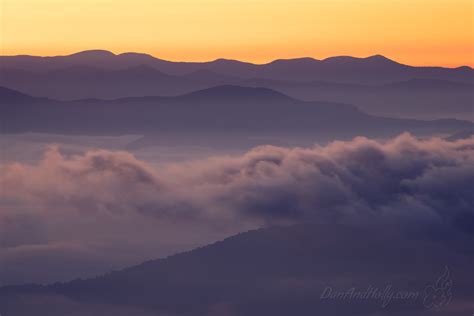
[1,0,473,67]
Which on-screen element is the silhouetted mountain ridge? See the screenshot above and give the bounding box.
[1,50,472,82]
[0,223,472,315]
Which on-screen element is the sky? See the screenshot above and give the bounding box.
[1,0,473,66]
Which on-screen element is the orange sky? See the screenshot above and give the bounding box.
[1,0,473,67]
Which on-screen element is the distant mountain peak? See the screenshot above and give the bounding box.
[364,54,402,65]
[365,54,391,61]
[267,57,319,65]
[68,50,116,58]
[271,57,318,62]
[321,54,401,66]
[212,58,235,62]
[456,65,473,71]
[210,58,254,66]
[118,52,153,58]
[116,52,164,63]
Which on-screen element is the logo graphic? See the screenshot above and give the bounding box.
[423,266,453,309]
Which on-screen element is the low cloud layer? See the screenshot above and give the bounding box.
[1,133,474,284]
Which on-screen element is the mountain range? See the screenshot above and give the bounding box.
[1,50,473,120]
[1,85,472,148]
[2,50,472,83]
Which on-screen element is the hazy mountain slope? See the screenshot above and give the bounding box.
[1,70,471,120]
[1,86,472,143]
[0,65,208,100]
[239,78,474,120]
[0,223,472,315]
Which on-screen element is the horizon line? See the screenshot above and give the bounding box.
[2,49,472,70]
